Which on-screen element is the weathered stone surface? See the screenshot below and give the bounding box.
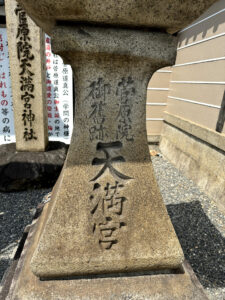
[17,0,217,35]
[51,26,177,62]
[4,206,208,300]
[28,26,184,278]
[0,142,68,191]
[5,0,48,151]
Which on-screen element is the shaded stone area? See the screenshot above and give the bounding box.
[167,202,225,289]
[0,142,68,191]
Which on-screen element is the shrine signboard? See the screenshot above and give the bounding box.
[0,28,73,146]
[45,35,73,144]
[0,28,15,144]
[5,0,48,151]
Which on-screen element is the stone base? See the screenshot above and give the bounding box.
[147,135,160,144]
[160,114,225,214]
[2,204,208,300]
[0,142,68,191]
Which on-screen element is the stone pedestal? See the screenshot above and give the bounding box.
[5,0,48,151]
[3,205,208,299]
[28,26,184,279]
[6,0,217,298]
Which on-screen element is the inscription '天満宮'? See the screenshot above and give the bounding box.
[90,180,127,250]
[90,141,132,250]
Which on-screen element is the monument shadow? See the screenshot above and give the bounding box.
[167,200,225,289]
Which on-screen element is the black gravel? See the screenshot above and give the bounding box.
[0,188,51,282]
[0,152,224,299]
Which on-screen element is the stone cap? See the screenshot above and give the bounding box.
[17,0,217,35]
[51,26,177,65]
[163,112,225,152]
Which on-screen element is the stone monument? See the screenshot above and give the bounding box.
[5,0,48,151]
[4,0,217,299]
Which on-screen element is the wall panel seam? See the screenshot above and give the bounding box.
[179,8,225,33]
[146,118,164,121]
[168,96,221,108]
[156,70,172,73]
[177,32,225,50]
[174,56,225,67]
[170,80,225,84]
[147,88,169,90]
[146,103,167,106]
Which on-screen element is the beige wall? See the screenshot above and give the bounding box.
[146,67,171,137]
[146,0,225,136]
[157,1,225,211]
[167,0,225,134]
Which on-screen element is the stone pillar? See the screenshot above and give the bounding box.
[4,0,218,297]
[5,0,48,151]
[30,26,184,278]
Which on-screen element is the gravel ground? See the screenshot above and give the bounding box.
[151,151,225,300]
[0,188,51,283]
[0,151,224,299]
